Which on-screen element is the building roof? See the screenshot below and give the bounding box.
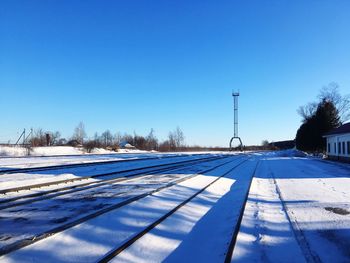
[324,122,350,136]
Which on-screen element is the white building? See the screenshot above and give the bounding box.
[323,122,350,161]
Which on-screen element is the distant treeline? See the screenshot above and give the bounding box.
[25,124,184,152]
[24,124,234,152]
[17,123,296,153]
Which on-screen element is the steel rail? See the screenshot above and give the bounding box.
[97,157,250,263]
[0,154,223,194]
[224,160,260,263]
[0,155,239,256]
[0,155,227,210]
[0,153,200,175]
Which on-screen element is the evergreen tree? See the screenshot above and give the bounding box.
[296,99,341,152]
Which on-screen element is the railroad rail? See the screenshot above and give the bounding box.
[0,153,197,175]
[97,156,252,263]
[0,155,228,209]
[224,160,260,262]
[0,155,239,256]
[0,154,223,194]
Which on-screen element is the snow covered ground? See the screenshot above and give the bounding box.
[233,152,350,263]
[0,150,349,262]
[0,154,206,191]
[0,146,151,157]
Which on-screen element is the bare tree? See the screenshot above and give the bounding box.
[133,134,147,150]
[318,83,350,123]
[73,122,87,144]
[167,127,185,151]
[93,132,100,143]
[173,126,185,149]
[298,83,350,123]
[114,132,122,147]
[101,130,114,147]
[297,102,318,122]
[146,128,158,151]
[121,133,134,146]
[50,131,61,145]
[168,131,177,151]
[30,128,46,146]
[159,140,171,152]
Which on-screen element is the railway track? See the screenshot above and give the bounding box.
[0,154,222,195]
[0,154,240,256]
[96,156,255,263]
[0,153,195,175]
[0,155,228,210]
[224,160,260,263]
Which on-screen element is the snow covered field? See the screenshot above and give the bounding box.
[0,151,349,262]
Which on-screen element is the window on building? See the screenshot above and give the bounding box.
[342,142,346,154]
[334,143,336,153]
[338,142,341,154]
[327,143,330,153]
[348,141,350,155]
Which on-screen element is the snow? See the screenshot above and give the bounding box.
[232,177,307,262]
[1,151,349,262]
[232,154,350,262]
[0,155,202,192]
[0,145,154,157]
[113,158,258,263]
[0,157,238,262]
[0,146,85,157]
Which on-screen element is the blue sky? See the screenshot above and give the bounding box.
[1,1,350,146]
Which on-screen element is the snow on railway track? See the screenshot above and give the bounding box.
[2,151,349,262]
[103,158,259,263]
[0,154,219,193]
[0,153,194,175]
[0,155,226,209]
[0,154,237,258]
[0,153,189,171]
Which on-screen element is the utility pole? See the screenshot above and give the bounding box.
[229,91,243,151]
[24,128,33,145]
[23,128,26,145]
[15,129,25,146]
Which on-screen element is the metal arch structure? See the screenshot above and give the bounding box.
[229,91,243,151]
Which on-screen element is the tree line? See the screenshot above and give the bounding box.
[27,124,190,152]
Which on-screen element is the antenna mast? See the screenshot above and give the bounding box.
[229,91,243,151]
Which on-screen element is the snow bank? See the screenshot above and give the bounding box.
[117,149,149,153]
[257,149,307,158]
[90,148,116,154]
[0,146,118,157]
[31,146,83,156]
[0,146,27,157]
[277,149,307,157]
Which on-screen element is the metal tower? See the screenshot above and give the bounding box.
[229,91,243,151]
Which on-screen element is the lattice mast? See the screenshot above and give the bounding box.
[229,91,243,151]
[233,91,239,137]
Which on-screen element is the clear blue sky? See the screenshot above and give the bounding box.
[1,1,350,146]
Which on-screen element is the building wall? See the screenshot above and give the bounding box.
[326,133,350,158]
